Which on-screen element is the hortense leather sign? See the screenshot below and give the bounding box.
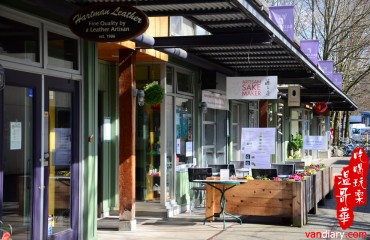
[69,3,149,42]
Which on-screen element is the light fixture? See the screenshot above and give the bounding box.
[200,102,207,113]
[0,64,5,91]
[261,34,275,45]
[134,88,145,107]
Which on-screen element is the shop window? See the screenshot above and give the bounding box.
[169,16,209,36]
[231,103,241,161]
[175,99,193,165]
[176,71,193,94]
[248,101,259,128]
[202,108,227,165]
[47,32,78,70]
[0,16,40,62]
[290,108,311,158]
[135,64,162,202]
[230,101,255,161]
[166,66,174,93]
[165,95,175,201]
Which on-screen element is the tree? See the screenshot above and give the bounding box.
[266,0,370,144]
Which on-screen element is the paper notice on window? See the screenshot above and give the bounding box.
[186,141,192,157]
[10,122,22,150]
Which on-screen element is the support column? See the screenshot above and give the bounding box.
[118,49,136,231]
[259,100,268,128]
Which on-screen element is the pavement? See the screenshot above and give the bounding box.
[97,156,370,240]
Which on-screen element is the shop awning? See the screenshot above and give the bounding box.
[70,0,357,111]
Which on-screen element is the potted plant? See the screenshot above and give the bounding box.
[0,220,12,240]
[287,133,303,159]
[143,81,164,105]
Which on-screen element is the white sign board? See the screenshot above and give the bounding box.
[244,152,271,168]
[226,76,278,100]
[241,128,275,169]
[176,139,181,154]
[241,128,276,154]
[202,90,229,110]
[220,169,230,180]
[303,135,327,150]
[10,122,22,150]
[186,141,193,157]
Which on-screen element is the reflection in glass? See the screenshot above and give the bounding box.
[165,96,174,200]
[3,86,33,239]
[48,91,72,234]
[204,108,214,122]
[166,66,174,93]
[48,32,78,70]
[0,16,40,62]
[177,72,193,94]
[175,98,193,166]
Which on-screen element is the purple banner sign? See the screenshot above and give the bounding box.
[332,73,343,90]
[318,60,334,80]
[269,6,295,41]
[300,40,319,65]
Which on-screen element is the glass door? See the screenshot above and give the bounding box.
[44,76,79,239]
[0,69,42,240]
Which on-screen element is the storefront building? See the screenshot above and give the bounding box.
[0,1,358,240]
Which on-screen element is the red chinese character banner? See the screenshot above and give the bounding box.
[334,147,368,230]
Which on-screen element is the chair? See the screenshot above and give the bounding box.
[292,161,305,173]
[187,167,213,212]
[208,164,236,176]
[251,168,278,179]
[271,163,295,177]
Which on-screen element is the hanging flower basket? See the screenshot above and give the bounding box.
[313,102,328,113]
[144,81,164,105]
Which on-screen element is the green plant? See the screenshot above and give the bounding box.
[288,133,303,157]
[144,81,164,105]
[0,220,12,240]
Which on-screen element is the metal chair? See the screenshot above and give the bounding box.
[187,167,213,212]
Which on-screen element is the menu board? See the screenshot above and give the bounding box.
[241,128,276,154]
[241,128,276,169]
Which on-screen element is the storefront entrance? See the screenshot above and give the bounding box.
[0,69,80,239]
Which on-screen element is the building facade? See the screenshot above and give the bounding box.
[0,1,357,240]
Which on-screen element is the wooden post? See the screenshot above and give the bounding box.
[292,181,304,227]
[118,49,137,230]
[259,100,268,127]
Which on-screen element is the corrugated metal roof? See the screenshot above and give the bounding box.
[68,0,357,110]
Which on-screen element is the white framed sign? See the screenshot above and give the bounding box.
[241,128,276,154]
[202,90,229,110]
[10,122,22,150]
[243,152,271,169]
[226,76,278,100]
[303,135,327,150]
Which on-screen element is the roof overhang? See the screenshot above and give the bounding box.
[67,0,357,111]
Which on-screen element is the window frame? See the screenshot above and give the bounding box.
[0,6,42,68]
[44,24,81,74]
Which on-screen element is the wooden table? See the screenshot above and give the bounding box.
[194,179,247,229]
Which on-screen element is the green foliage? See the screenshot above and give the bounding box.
[288,133,303,152]
[144,81,164,105]
[0,220,12,239]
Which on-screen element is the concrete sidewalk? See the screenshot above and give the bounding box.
[98,157,370,240]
